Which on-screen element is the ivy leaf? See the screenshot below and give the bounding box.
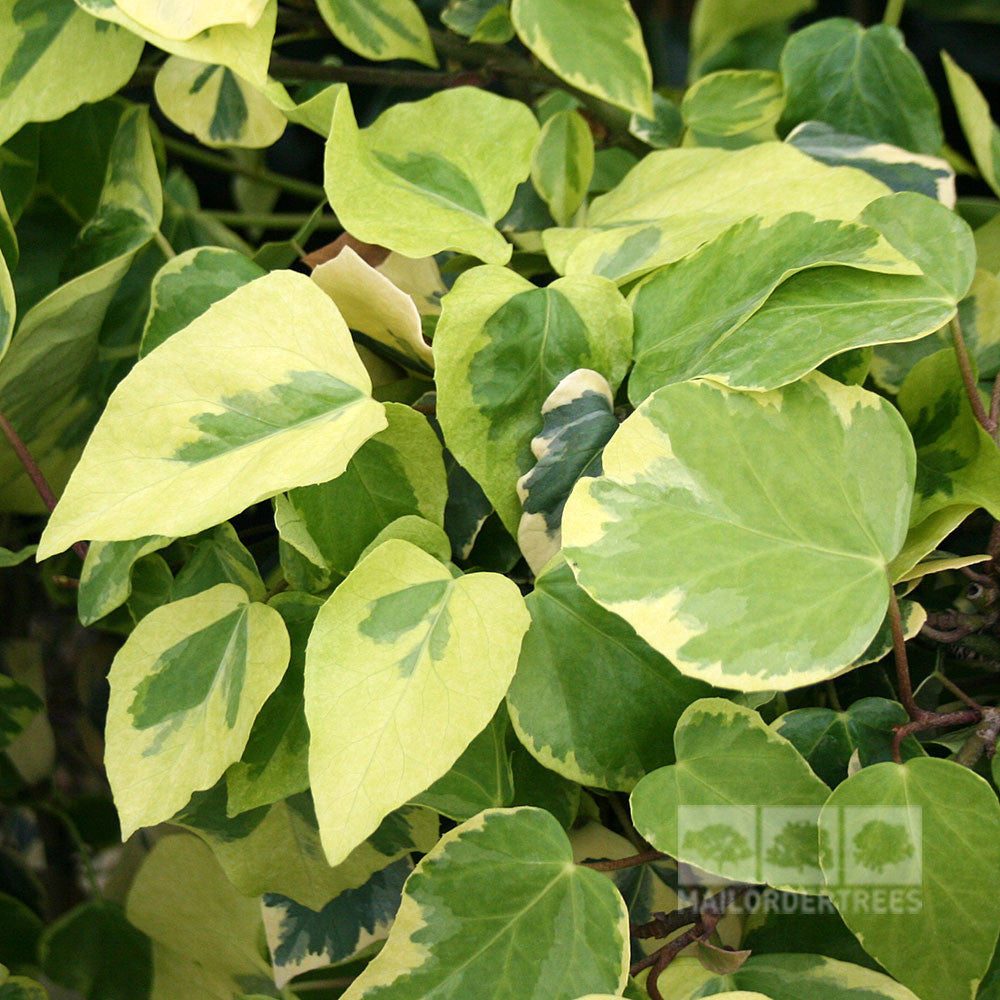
[545,142,892,284]
[773,697,924,787]
[78,536,173,626]
[630,699,830,889]
[37,270,386,558]
[516,369,618,574]
[339,808,629,1000]
[324,87,538,264]
[787,122,956,205]
[0,676,42,751]
[780,19,943,155]
[311,246,435,376]
[0,0,143,145]
[820,758,1000,1000]
[316,0,437,66]
[563,374,915,692]
[507,559,716,791]
[0,972,48,1000]
[0,545,36,568]
[681,70,784,148]
[111,0,269,39]
[75,0,277,86]
[530,110,595,227]
[263,858,411,988]
[654,953,921,999]
[105,583,290,837]
[275,403,447,587]
[305,539,529,865]
[0,105,161,514]
[153,58,286,150]
[628,196,965,400]
[126,835,278,999]
[435,266,632,536]
[942,52,1000,199]
[511,0,652,117]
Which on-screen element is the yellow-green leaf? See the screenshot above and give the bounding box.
[316,0,437,66]
[111,0,269,40]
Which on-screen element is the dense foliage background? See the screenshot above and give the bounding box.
[1,1,1000,999]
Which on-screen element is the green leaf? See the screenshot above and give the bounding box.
[324,87,538,264]
[358,515,452,566]
[507,559,716,791]
[629,92,684,149]
[275,402,446,587]
[530,109,594,227]
[689,0,815,79]
[820,758,1000,1000]
[0,974,47,1000]
[413,707,514,820]
[627,196,970,399]
[39,901,151,1000]
[177,781,437,911]
[511,0,652,117]
[942,52,1000,199]
[681,69,784,148]
[0,893,42,970]
[546,141,892,284]
[0,246,14,363]
[37,270,386,558]
[111,0,268,39]
[311,246,435,375]
[441,0,514,43]
[435,266,632,535]
[773,697,922,786]
[305,539,529,864]
[225,591,321,813]
[339,808,629,1000]
[653,953,921,999]
[105,583,290,837]
[154,57,286,149]
[897,349,1000,527]
[140,246,264,357]
[78,537,173,626]
[0,0,143,145]
[563,374,915,691]
[780,19,943,155]
[0,675,42,751]
[509,742,581,828]
[76,0,276,87]
[126,834,277,999]
[317,0,436,66]
[516,369,618,573]
[0,105,162,513]
[0,546,36,568]
[787,122,956,205]
[262,857,411,988]
[630,699,830,889]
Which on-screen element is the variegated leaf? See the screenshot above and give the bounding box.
[681,69,784,148]
[628,193,973,399]
[316,0,436,66]
[78,536,173,626]
[0,105,162,513]
[943,51,1000,199]
[544,142,892,284]
[787,122,955,205]
[111,0,269,39]
[171,522,265,602]
[339,808,630,1000]
[275,402,447,588]
[516,369,617,574]
[324,87,538,264]
[510,0,653,117]
[435,266,632,536]
[562,374,915,691]
[76,0,276,86]
[0,675,42,750]
[530,110,594,227]
[37,270,386,558]
[311,246,435,375]
[105,583,289,837]
[305,539,529,865]
[154,57,286,149]
[0,0,143,145]
[507,558,716,791]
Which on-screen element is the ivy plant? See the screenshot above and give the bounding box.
[1,2,999,1000]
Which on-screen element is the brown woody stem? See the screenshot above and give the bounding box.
[951,317,997,437]
[580,849,669,872]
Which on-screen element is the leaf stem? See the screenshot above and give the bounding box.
[883,0,906,26]
[951,317,997,439]
[935,672,983,711]
[888,583,919,719]
[36,802,102,899]
[269,53,465,90]
[153,229,176,259]
[953,706,1000,768]
[161,135,328,202]
[580,848,669,871]
[202,209,341,230]
[0,407,87,561]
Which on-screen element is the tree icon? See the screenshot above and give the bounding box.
[683,822,753,871]
[765,818,830,873]
[852,819,915,874]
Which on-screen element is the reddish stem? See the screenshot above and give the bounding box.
[580,849,669,872]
